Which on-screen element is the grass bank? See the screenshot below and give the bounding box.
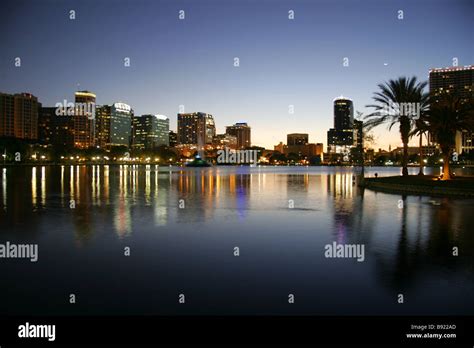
[360,175,474,197]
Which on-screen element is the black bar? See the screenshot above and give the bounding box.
[0,316,473,346]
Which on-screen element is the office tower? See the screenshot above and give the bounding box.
[169,131,178,147]
[38,107,74,148]
[96,103,134,150]
[287,133,308,146]
[327,96,356,154]
[0,93,14,138]
[37,107,57,146]
[73,91,96,149]
[95,105,111,149]
[429,65,474,154]
[110,103,133,147]
[38,107,53,144]
[132,114,169,150]
[334,96,354,130]
[177,112,216,146]
[225,122,251,149]
[0,92,39,140]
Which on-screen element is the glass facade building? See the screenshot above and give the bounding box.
[110,103,133,147]
[327,96,356,154]
[177,112,216,146]
[132,114,169,150]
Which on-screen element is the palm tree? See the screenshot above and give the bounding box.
[423,94,474,180]
[365,77,429,176]
[410,117,429,175]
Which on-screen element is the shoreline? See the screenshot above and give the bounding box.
[1,162,474,168]
[360,175,474,198]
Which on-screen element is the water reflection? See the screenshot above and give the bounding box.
[0,165,473,312]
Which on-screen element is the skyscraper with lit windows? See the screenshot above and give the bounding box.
[429,65,474,154]
[327,96,356,154]
[226,122,251,149]
[0,92,39,140]
[177,112,216,146]
[73,91,96,149]
[132,114,169,150]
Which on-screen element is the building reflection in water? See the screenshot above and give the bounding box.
[31,166,37,207]
[326,171,365,244]
[175,169,251,222]
[2,168,6,208]
[0,165,472,296]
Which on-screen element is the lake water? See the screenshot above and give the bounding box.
[0,165,473,315]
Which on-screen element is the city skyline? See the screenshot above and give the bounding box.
[1,1,474,344]
[1,0,472,150]
[2,59,474,155]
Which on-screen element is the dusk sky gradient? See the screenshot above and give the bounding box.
[1,0,473,149]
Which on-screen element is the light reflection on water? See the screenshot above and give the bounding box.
[0,165,473,315]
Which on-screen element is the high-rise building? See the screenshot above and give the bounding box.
[73,91,96,149]
[96,103,133,149]
[132,114,169,150]
[177,112,216,146]
[38,107,54,145]
[327,96,356,154]
[0,92,39,140]
[334,96,354,130]
[95,105,111,149]
[0,93,14,138]
[225,122,251,149]
[169,131,178,147]
[429,65,474,154]
[38,107,74,148]
[110,103,133,147]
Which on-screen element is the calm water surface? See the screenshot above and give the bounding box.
[0,165,473,315]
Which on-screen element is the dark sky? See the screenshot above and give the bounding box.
[1,0,473,149]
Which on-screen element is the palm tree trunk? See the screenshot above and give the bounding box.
[402,142,409,176]
[418,132,424,175]
[442,153,451,180]
[400,117,410,177]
